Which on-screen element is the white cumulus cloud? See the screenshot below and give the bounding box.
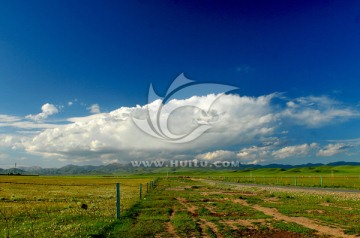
[317,143,349,157]
[26,103,59,121]
[195,150,236,161]
[88,104,101,114]
[272,143,317,160]
[24,94,278,162]
[282,96,358,127]
[237,145,272,163]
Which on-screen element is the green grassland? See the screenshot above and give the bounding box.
[146,165,360,189]
[201,166,360,189]
[131,164,360,177]
[1,165,360,237]
[108,177,360,237]
[0,176,152,237]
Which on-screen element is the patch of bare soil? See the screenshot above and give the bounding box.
[320,203,353,211]
[176,197,198,216]
[165,186,192,191]
[221,219,268,229]
[235,229,315,238]
[200,191,257,196]
[202,203,223,216]
[202,201,248,218]
[221,220,320,238]
[228,197,248,206]
[176,197,223,238]
[232,199,356,238]
[307,210,325,214]
[167,207,179,238]
[264,197,282,203]
[200,218,224,238]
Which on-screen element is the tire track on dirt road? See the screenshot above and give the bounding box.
[167,207,180,238]
[231,198,356,238]
[199,179,357,238]
[176,197,224,238]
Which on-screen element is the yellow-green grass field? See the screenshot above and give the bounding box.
[1,165,360,237]
[0,176,152,237]
[184,166,360,189]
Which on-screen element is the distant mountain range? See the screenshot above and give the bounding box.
[0,163,131,175]
[0,161,359,175]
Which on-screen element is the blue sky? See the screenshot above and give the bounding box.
[1,0,360,168]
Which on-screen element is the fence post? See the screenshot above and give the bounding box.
[140,184,142,200]
[116,183,120,219]
[320,176,323,187]
[146,182,149,193]
[294,177,297,186]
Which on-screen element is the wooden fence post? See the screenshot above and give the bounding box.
[116,183,120,219]
[320,176,323,187]
[140,184,142,200]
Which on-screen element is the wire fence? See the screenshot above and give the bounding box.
[207,176,360,189]
[0,177,157,238]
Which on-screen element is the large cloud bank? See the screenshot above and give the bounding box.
[25,94,277,160]
[1,93,358,165]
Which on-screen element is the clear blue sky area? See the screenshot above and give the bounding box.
[1,0,360,167]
